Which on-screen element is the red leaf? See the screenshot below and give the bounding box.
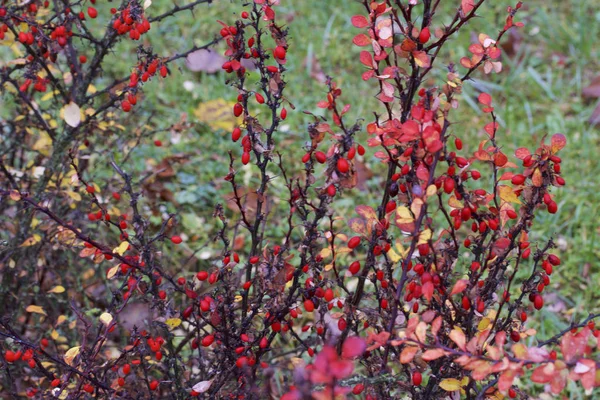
[353,34,371,47]
[351,15,369,28]
[515,147,530,160]
[462,0,475,14]
[401,120,421,141]
[478,93,492,106]
[359,51,374,68]
[484,122,498,138]
[342,336,366,359]
[450,279,468,296]
[422,281,434,301]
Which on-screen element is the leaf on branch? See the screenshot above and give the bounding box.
[550,133,566,154]
[498,185,521,204]
[422,348,446,361]
[400,345,419,364]
[20,234,41,247]
[64,346,80,366]
[113,241,129,256]
[192,380,213,394]
[461,0,475,14]
[99,312,113,326]
[166,318,182,329]
[351,15,369,28]
[450,327,467,351]
[450,279,468,296]
[62,102,81,128]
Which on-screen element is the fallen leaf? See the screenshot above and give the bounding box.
[26,305,47,315]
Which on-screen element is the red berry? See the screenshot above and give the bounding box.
[86,185,95,194]
[337,158,349,173]
[304,299,315,312]
[171,235,183,244]
[232,127,242,142]
[349,261,361,275]
[548,254,561,266]
[533,294,544,310]
[280,108,287,119]
[274,46,286,59]
[202,335,214,347]
[511,174,526,185]
[314,151,326,163]
[149,380,159,390]
[87,7,97,18]
[352,383,365,395]
[418,27,430,43]
[241,151,250,165]
[196,271,208,281]
[233,103,243,117]
[255,93,265,104]
[122,100,132,112]
[412,372,422,386]
[510,330,520,342]
[454,137,463,150]
[348,236,361,249]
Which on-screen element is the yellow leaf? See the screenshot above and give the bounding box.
[56,315,67,326]
[418,229,432,245]
[194,99,241,131]
[439,378,462,391]
[319,247,332,259]
[64,346,80,366]
[26,305,47,315]
[113,241,129,256]
[106,266,118,279]
[32,132,52,155]
[21,234,41,247]
[478,318,491,331]
[65,191,82,201]
[99,312,113,326]
[396,206,414,224]
[40,90,57,102]
[62,102,81,127]
[498,185,521,204]
[165,318,182,329]
[48,286,65,294]
[234,295,243,302]
[426,184,437,197]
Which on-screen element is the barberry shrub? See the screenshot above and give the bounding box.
[0,0,598,399]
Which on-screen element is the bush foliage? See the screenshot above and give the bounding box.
[0,0,598,399]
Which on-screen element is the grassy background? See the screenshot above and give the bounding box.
[96,0,599,381]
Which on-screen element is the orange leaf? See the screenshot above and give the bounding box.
[550,133,566,154]
[422,348,446,361]
[450,328,466,351]
[400,346,419,364]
